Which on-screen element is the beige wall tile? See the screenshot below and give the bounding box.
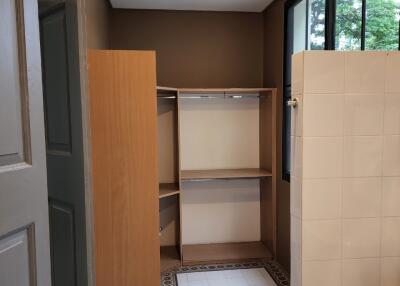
[303,137,343,179]
[302,220,341,260]
[344,94,384,136]
[343,136,383,177]
[292,52,304,95]
[381,257,400,286]
[384,93,400,135]
[302,260,341,286]
[291,93,303,137]
[343,218,381,258]
[302,179,342,219]
[343,258,380,286]
[382,177,400,217]
[303,93,344,137]
[290,176,302,218]
[342,178,381,218]
[291,136,303,178]
[385,52,400,93]
[382,217,400,257]
[304,51,345,94]
[345,52,386,94]
[383,136,400,176]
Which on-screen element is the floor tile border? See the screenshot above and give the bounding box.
[160,260,290,286]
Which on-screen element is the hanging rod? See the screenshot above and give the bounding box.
[157,95,177,99]
[180,95,220,99]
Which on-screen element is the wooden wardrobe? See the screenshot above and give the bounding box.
[88,50,160,286]
[88,50,277,286]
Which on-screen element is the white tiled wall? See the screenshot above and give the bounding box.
[291,51,400,286]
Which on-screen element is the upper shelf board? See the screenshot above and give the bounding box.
[157,87,275,94]
[178,88,275,93]
[157,87,275,99]
[157,86,178,93]
[181,168,272,181]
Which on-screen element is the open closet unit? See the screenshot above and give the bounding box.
[157,86,278,271]
[88,50,277,286]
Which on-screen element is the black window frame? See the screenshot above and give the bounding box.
[282,0,400,182]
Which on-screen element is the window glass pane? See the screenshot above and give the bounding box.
[365,0,400,50]
[336,0,363,50]
[283,88,292,177]
[293,0,308,53]
[309,0,326,49]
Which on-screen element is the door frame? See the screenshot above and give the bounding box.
[74,1,96,285]
[46,0,97,285]
[39,0,97,285]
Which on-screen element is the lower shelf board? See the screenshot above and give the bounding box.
[181,168,272,181]
[160,246,181,273]
[182,241,273,265]
[159,183,180,199]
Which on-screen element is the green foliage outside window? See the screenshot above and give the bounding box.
[336,0,400,50]
[309,0,326,49]
[309,0,400,50]
[365,0,400,50]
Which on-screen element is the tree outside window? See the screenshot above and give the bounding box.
[366,0,400,50]
[335,0,400,50]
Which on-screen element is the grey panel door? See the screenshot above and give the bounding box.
[39,2,87,286]
[0,0,51,286]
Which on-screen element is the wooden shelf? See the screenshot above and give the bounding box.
[182,242,272,265]
[159,183,180,199]
[160,246,181,273]
[181,168,272,181]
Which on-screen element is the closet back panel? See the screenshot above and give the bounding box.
[160,196,179,247]
[182,180,261,244]
[180,97,260,170]
[157,99,178,183]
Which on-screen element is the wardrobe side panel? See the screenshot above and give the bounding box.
[88,50,160,286]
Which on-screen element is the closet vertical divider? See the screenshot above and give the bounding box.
[176,89,183,266]
[259,89,277,257]
[157,87,182,273]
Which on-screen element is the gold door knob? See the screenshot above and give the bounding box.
[287,97,299,108]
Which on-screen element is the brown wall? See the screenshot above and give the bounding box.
[109,9,264,88]
[263,0,290,271]
[85,0,111,49]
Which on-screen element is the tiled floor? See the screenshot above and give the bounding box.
[177,268,277,286]
[160,261,289,286]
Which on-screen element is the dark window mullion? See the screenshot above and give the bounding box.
[306,0,310,49]
[325,0,336,50]
[361,0,366,50]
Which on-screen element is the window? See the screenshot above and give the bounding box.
[283,0,326,181]
[335,0,400,50]
[309,0,326,49]
[365,0,400,50]
[283,0,400,181]
[336,0,363,50]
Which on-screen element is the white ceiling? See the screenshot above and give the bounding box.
[109,0,273,12]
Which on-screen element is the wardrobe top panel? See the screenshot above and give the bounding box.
[157,86,276,94]
[179,88,275,94]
